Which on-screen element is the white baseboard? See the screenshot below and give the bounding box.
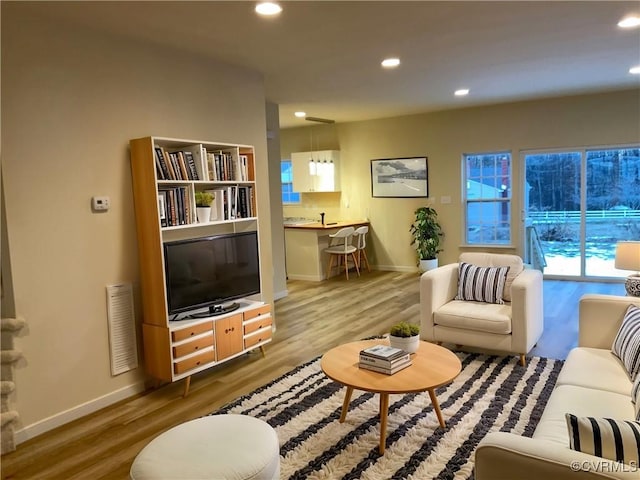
[286,273,324,281]
[288,266,418,280]
[273,289,289,300]
[374,264,418,273]
[14,381,146,445]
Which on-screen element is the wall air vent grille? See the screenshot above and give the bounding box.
[106,283,138,375]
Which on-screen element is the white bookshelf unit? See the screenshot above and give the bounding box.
[129,136,271,395]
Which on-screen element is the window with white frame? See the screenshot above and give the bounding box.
[463,152,512,245]
[281,160,300,204]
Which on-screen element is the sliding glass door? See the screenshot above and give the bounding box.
[523,146,639,279]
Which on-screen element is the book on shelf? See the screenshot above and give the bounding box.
[212,152,223,180]
[360,344,409,361]
[154,146,167,180]
[237,186,249,218]
[182,187,191,224]
[159,187,192,227]
[176,151,190,181]
[160,148,176,180]
[183,151,198,180]
[358,358,412,375]
[171,152,182,180]
[238,154,248,181]
[182,144,205,179]
[206,152,216,181]
[224,186,237,219]
[249,186,255,216]
[166,189,177,226]
[167,152,181,180]
[175,186,184,224]
[206,150,240,181]
[157,192,167,227]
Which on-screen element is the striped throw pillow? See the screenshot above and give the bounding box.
[565,414,640,465]
[612,305,640,381]
[455,262,510,305]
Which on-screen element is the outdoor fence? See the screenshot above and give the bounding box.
[528,210,640,223]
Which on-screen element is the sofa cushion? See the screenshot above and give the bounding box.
[533,385,635,447]
[459,252,523,302]
[435,300,512,334]
[556,347,632,396]
[612,304,640,380]
[455,262,510,305]
[633,375,640,421]
[565,414,640,465]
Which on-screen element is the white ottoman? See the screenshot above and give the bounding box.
[130,414,280,480]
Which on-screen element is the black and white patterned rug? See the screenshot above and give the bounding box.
[214,351,563,479]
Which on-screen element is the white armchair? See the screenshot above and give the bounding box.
[420,252,543,365]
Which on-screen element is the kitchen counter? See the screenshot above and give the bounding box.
[284,220,368,230]
[284,220,369,281]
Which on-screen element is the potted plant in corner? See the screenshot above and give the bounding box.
[194,191,214,224]
[389,321,420,353]
[410,206,444,272]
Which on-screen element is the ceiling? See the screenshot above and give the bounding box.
[22,1,640,128]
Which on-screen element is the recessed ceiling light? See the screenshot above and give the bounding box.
[630,66,640,74]
[618,16,640,28]
[255,2,282,16]
[381,58,400,68]
[454,89,470,96]
[294,111,306,118]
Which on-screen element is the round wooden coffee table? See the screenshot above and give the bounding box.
[321,339,462,454]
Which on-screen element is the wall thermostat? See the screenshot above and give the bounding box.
[92,196,110,212]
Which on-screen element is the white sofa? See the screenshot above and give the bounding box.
[475,294,640,480]
[420,252,543,365]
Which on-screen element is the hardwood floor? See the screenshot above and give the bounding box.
[0,271,624,479]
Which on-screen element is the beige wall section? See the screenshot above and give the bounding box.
[1,4,271,438]
[281,89,640,270]
[265,102,287,300]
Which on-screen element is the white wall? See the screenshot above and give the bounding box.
[1,4,272,441]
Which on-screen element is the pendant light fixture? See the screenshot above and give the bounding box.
[327,159,335,178]
[308,129,316,175]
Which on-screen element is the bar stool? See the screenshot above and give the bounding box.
[353,225,371,272]
[324,226,360,280]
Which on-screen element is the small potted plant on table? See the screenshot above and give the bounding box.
[389,321,420,353]
[195,191,214,223]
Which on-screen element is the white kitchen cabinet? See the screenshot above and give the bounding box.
[291,150,340,192]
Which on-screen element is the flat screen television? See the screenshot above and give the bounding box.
[163,231,261,319]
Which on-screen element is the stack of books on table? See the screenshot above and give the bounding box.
[359,344,412,375]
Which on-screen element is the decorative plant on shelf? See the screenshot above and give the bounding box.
[195,191,214,207]
[194,192,214,223]
[389,321,420,353]
[410,206,444,271]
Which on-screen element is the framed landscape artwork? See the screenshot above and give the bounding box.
[371,157,428,198]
